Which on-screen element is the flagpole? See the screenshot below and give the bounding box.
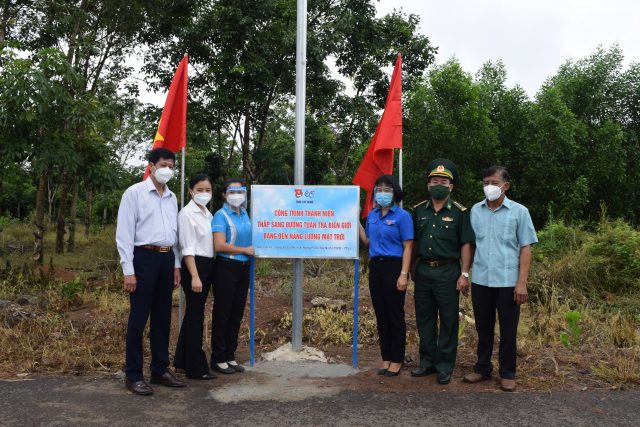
[399,148,403,208]
[292,0,307,352]
[179,146,185,327]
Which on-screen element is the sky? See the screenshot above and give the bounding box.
[139,0,640,104]
[375,0,640,97]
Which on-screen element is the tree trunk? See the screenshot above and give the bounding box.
[84,186,93,237]
[55,171,69,254]
[0,3,8,45]
[47,177,56,225]
[33,169,48,265]
[242,104,253,182]
[67,176,79,252]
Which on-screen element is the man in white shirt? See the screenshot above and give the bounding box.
[116,148,185,395]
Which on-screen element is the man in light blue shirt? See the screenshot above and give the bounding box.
[463,166,537,392]
[115,148,185,395]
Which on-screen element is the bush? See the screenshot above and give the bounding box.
[582,219,640,293]
[534,219,586,261]
[530,218,640,297]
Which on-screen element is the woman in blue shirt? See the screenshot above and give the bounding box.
[211,178,254,374]
[358,175,414,377]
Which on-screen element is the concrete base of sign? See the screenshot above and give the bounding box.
[261,342,328,363]
[211,343,359,403]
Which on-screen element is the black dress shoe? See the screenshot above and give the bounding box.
[125,379,153,396]
[384,368,401,377]
[437,372,452,385]
[377,368,387,376]
[212,363,236,374]
[410,366,437,377]
[150,370,186,387]
[187,373,217,380]
[228,363,245,373]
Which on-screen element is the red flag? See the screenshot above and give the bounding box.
[352,54,402,218]
[143,55,189,179]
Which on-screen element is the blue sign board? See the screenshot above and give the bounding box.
[251,185,360,259]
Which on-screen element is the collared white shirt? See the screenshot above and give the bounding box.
[116,177,181,276]
[179,199,214,258]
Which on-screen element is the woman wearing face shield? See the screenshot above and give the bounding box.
[358,174,414,377]
[210,178,254,374]
[173,173,216,380]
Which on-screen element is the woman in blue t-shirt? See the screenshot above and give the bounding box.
[358,175,414,377]
[211,178,254,374]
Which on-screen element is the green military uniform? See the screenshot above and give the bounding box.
[412,160,475,375]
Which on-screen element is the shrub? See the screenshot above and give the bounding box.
[530,218,640,296]
[582,219,640,293]
[534,219,586,261]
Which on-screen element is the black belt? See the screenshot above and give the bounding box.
[370,256,402,262]
[216,256,250,266]
[137,245,172,253]
[419,258,457,268]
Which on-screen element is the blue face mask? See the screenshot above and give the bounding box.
[375,192,393,208]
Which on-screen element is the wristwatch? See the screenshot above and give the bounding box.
[461,272,470,279]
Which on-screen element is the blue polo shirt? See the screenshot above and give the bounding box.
[470,196,538,287]
[365,205,414,258]
[211,203,252,261]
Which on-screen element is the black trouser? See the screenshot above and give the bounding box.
[174,256,214,377]
[471,283,521,379]
[211,257,250,364]
[369,257,406,364]
[125,247,175,382]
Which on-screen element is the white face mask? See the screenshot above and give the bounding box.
[154,166,174,184]
[193,193,212,206]
[483,184,504,202]
[227,193,245,208]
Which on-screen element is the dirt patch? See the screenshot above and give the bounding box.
[66,305,99,323]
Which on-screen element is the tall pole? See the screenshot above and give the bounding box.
[292,0,307,351]
[399,148,403,208]
[178,147,185,327]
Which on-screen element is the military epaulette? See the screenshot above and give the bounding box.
[452,201,467,211]
[412,200,427,209]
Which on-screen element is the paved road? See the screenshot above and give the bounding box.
[0,377,638,426]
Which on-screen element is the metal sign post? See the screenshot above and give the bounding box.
[352,258,360,368]
[292,0,307,351]
[249,257,255,366]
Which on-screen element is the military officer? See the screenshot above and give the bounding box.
[410,159,475,385]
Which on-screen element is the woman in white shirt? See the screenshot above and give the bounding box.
[173,174,216,380]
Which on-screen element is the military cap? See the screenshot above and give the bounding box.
[426,158,458,183]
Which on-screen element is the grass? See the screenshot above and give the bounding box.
[0,218,639,390]
[0,221,120,278]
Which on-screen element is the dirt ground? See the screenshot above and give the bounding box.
[1,265,627,393]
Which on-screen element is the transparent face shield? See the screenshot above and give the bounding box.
[226,186,248,209]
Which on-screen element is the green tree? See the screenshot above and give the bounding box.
[0,49,83,263]
[142,0,436,186]
[404,59,498,208]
